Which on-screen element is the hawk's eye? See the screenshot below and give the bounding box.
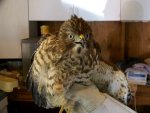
[85,33,91,39]
[68,34,74,39]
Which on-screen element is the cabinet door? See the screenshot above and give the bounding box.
[29,0,73,21]
[0,0,29,58]
[73,0,120,21]
[121,0,150,21]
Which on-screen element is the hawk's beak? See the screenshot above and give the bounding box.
[79,34,84,39]
[75,34,85,47]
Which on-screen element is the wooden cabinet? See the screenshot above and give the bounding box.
[0,0,29,58]
[124,22,150,58]
[29,0,120,21]
[121,0,150,21]
[129,85,150,106]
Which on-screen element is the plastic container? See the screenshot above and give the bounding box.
[0,75,18,92]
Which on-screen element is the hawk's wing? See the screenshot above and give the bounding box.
[26,35,73,108]
[91,61,131,104]
[26,64,49,108]
[85,40,131,104]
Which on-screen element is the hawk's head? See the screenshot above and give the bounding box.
[59,15,94,54]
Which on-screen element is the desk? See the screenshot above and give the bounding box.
[8,85,150,113]
[8,88,61,113]
[9,85,150,105]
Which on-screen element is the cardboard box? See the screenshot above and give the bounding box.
[126,71,147,85]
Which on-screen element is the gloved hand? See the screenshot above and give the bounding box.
[65,83,106,113]
[65,83,136,113]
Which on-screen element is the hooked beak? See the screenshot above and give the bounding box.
[79,34,84,39]
[75,34,85,47]
[76,34,84,47]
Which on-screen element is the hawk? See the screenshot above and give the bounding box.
[26,15,131,113]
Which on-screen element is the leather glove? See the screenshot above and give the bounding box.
[65,83,136,113]
[65,83,106,113]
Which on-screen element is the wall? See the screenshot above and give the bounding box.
[0,0,29,59]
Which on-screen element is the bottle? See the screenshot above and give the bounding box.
[40,25,50,37]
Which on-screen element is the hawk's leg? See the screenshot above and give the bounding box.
[59,105,64,113]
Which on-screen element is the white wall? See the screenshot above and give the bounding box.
[0,0,29,58]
